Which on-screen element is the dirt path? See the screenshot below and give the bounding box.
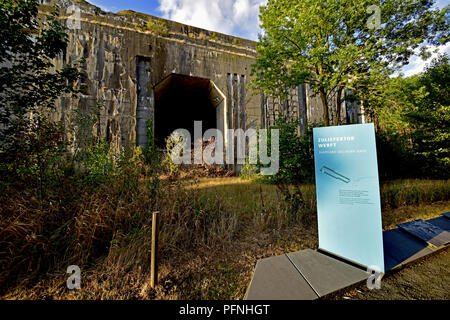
[330,248,450,300]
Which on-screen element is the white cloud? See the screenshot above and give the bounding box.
[395,1,449,77]
[158,0,266,40]
[232,0,266,40]
[400,42,450,77]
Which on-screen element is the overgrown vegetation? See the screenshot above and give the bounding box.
[244,56,450,187]
[251,0,449,126]
[250,0,449,180]
[241,117,316,216]
[144,18,169,36]
[0,0,79,195]
[1,175,448,299]
[0,0,448,300]
[369,55,450,179]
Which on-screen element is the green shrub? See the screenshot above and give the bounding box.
[162,131,185,176]
[261,117,315,185]
[82,140,115,185]
[70,98,104,160]
[0,115,69,199]
[115,146,146,192]
[243,118,316,215]
[239,159,259,180]
[142,118,160,166]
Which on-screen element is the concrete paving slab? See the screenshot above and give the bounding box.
[398,219,450,247]
[245,254,319,300]
[286,249,369,297]
[383,228,434,271]
[427,216,450,232]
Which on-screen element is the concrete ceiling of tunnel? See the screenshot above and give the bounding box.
[154,73,212,102]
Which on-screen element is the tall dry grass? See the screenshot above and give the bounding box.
[0,161,448,297]
[380,179,450,209]
[0,175,243,293]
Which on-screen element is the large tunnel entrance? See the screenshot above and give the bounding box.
[154,74,225,148]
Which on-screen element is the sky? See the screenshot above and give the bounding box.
[87,0,266,41]
[86,0,449,77]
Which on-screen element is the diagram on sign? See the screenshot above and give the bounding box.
[320,166,351,183]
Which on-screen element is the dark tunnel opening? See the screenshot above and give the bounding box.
[154,74,218,148]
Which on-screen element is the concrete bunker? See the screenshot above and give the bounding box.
[153,74,226,148]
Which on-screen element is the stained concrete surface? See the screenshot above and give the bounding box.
[286,249,369,297]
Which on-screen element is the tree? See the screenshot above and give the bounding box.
[0,0,79,145]
[252,0,449,126]
[366,54,449,179]
[405,55,449,177]
[0,0,79,192]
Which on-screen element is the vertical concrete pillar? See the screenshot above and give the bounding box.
[136,56,152,148]
[240,75,246,131]
[260,93,266,129]
[227,74,233,130]
[232,74,239,171]
[226,74,233,169]
[358,100,366,124]
[345,89,354,124]
[298,84,307,135]
[233,74,239,129]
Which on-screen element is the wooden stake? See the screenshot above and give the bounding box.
[151,211,159,288]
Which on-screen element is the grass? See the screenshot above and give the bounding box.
[0,175,449,300]
[189,177,449,219]
[381,179,450,209]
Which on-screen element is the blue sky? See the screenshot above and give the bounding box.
[86,0,449,76]
[87,0,161,17]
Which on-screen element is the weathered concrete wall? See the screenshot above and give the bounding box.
[40,0,260,153]
[39,0,363,154]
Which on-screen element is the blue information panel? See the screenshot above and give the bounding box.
[313,123,384,273]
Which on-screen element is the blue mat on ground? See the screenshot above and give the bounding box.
[398,219,450,247]
[383,228,434,271]
[427,216,450,232]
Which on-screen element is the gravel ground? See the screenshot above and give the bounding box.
[332,248,450,300]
